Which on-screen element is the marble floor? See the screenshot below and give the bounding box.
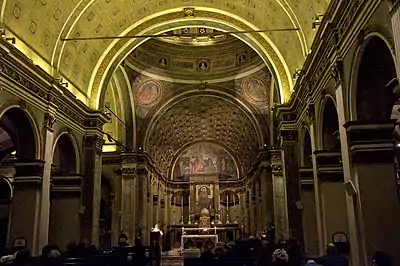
[161,249,183,266]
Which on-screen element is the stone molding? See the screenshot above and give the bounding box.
[0,39,108,135]
[274,0,376,128]
[13,160,45,179]
[51,175,83,195]
[344,120,397,165]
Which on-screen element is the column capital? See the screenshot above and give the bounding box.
[43,112,56,131]
[314,150,343,181]
[344,120,396,164]
[83,134,104,151]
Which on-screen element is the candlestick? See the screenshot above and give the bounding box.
[181,195,184,224]
[226,194,230,224]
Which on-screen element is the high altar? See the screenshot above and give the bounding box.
[188,174,221,225]
[169,175,241,250]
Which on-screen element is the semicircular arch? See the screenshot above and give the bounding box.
[349,33,397,121]
[169,140,241,180]
[86,9,294,109]
[144,91,263,178]
[52,131,81,174]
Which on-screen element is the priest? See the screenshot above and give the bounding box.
[150,223,163,265]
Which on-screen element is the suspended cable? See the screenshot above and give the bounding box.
[60,28,299,41]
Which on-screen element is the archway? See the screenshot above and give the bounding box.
[220,191,240,224]
[321,97,340,151]
[49,133,79,249]
[52,134,77,175]
[0,107,37,161]
[355,37,397,121]
[0,107,37,250]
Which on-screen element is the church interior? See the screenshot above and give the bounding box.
[0,0,400,265]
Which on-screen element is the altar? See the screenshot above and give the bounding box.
[168,174,242,249]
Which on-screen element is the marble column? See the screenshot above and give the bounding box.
[249,182,256,234]
[344,121,400,265]
[164,190,170,229]
[280,130,302,241]
[49,175,82,250]
[314,151,349,249]
[136,168,149,244]
[147,175,154,235]
[120,166,136,243]
[270,149,289,240]
[259,166,272,230]
[255,176,262,230]
[9,161,45,255]
[308,108,326,255]
[336,85,363,265]
[390,0,400,78]
[298,168,319,255]
[245,190,251,236]
[81,134,103,246]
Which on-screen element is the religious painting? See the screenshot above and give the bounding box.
[172,142,238,179]
[197,60,210,72]
[236,53,247,65]
[159,58,167,68]
[196,184,214,210]
[136,80,161,105]
[241,76,268,104]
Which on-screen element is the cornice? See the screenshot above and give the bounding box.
[275,0,378,129]
[0,39,109,135]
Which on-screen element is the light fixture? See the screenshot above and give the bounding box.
[312,14,324,31]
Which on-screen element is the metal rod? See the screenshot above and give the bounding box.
[60,28,300,41]
[105,105,131,130]
[100,129,128,151]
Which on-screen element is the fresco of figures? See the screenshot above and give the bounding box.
[173,142,238,179]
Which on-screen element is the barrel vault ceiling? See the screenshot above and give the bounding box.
[1,0,328,107]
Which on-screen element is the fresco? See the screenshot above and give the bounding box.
[241,76,268,104]
[136,80,161,105]
[173,142,238,179]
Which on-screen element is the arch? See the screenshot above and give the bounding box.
[0,177,12,200]
[169,140,241,180]
[0,107,39,161]
[320,95,340,151]
[89,9,293,109]
[350,35,397,121]
[52,132,80,175]
[171,191,189,207]
[220,190,240,207]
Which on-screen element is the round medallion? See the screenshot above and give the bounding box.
[136,80,162,105]
[242,76,268,103]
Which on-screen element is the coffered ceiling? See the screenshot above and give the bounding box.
[2,0,328,108]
